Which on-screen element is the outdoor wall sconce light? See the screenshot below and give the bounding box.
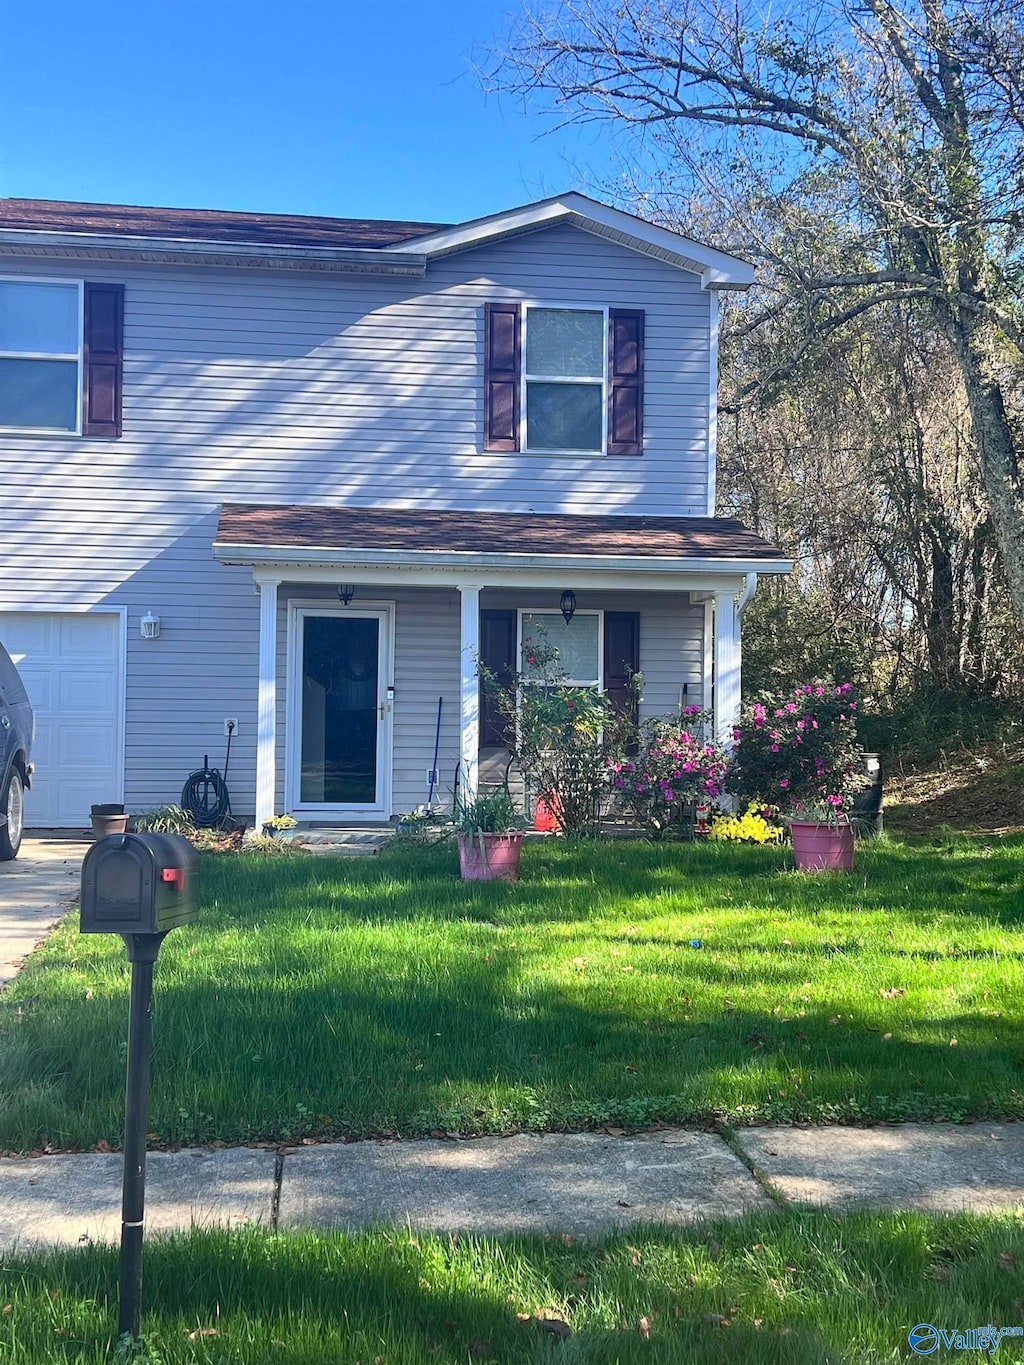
[140,612,161,640]
[560,590,577,624]
[337,585,356,605]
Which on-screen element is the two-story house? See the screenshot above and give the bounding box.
[0,192,790,833]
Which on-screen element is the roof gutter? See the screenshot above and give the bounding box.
[0,230,428,276]
[213,541,793,578]
[736,572,759,617]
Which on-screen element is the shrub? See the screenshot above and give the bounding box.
[608,708,729,839]
[480,631,621,839]
[131,805,197,835]
[729,682,867,819]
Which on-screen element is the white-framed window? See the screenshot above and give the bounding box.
[522,306,606,454]
[0,278,83,434]
[519,610,603,687]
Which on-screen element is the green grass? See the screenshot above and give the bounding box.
[3,1212,1024,1363]
[1,837,1023,1151]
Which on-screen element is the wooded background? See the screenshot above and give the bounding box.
[494,0,1024,740]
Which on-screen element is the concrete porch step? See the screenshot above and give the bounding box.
[291,828,395,857]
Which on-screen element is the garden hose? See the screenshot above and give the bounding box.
[180,726,233,827]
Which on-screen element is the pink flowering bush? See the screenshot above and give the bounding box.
[729,682,868,820]
[609,707,730,838]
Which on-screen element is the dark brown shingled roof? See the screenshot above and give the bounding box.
[0,199,449,249]
[215,503,788,562]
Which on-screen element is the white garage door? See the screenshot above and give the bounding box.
[0,612,123,828]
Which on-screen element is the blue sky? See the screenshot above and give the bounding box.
[0,0,621,223]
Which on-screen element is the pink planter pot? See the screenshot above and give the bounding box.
[457,831,524,882]
[790,820,854,872]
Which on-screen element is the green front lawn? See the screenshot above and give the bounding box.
[1,838,1022,1151]
[4,1212,1024,1363]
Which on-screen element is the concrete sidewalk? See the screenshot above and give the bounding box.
[1,1123,1022,1251]
[0,836,86,988]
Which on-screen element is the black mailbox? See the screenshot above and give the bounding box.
[81,832,199,935]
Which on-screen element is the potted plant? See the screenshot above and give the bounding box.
[453,786,525,882]
[261,812,298,839]
[729,682,868,871]
[90,802,129,839]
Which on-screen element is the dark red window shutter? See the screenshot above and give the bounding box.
[607,309,644,456]
[83,282,124,437]
[480,609,517,746]
[484,302,520,451]
[603,611,640,719]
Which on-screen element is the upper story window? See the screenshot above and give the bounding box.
[0,279,82,433]
[523,307,605,454]
[0,278,124,438]
[484,301,643,458]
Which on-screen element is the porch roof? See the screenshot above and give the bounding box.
[214,503,791,577]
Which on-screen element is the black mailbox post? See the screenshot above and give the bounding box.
[80,832,199,1341]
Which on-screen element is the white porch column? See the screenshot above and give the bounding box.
[458,582,482,802]
[255,576,280,830]
[713,588,742,749]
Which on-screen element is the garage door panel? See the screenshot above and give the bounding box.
[28,731,53,766]
[15,670,53,711]
[49,778,120,828]
[0,611,123,827]
[58,670,117,712]
[61,615,119,657]
[2,615,51,658]
[58,726,118,766]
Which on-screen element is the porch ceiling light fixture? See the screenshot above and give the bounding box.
[140,612,161,640]
[559,590,577,624]
[337,584,356,606]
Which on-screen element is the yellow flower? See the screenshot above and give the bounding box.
[707,804,783,844]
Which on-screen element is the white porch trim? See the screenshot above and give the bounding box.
[714,589,741,749]
[255,577,280,831]
[713,573,759,747]
[458,583,482,801]
[220,544,790,584]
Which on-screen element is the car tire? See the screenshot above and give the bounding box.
[0,768,24,861]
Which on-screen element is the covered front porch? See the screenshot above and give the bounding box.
[212,504,791,829]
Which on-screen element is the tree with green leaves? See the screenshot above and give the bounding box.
[496,0,1024,625]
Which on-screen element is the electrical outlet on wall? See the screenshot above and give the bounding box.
[224,718,239,736]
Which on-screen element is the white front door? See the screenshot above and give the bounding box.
[287,606,392,819]
[0,611,124,827]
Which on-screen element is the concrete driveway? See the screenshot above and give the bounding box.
[0,837,87,987]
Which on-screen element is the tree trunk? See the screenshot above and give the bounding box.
[939,314,1024,630]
